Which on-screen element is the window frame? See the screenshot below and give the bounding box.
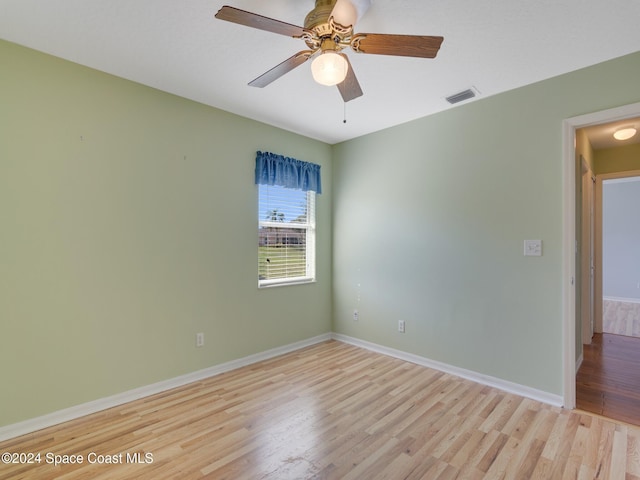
[257,185,316,288]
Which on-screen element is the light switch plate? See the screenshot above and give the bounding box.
[524,239,542,256]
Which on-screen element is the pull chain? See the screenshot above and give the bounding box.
[343,102,347,124]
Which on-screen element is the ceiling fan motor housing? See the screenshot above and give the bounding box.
[304,0,336,31]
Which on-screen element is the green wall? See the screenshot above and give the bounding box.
[332,51,640,396]
[0,40,332,427]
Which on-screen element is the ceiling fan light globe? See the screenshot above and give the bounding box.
[331,1,358,27]
[311,52,348,86]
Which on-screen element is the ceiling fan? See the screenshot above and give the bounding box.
[215,0,444,102]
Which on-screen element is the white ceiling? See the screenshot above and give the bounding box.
[1,0,640,144]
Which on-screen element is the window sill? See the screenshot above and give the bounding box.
[258,277,316,289]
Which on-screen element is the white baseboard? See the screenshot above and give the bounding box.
[0,333,332,442]
[604,296,640,304]
[331,333,564,408]
[1,331,565,442]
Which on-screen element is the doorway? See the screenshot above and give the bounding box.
[567,111,640,423]
[576,171,640,424]
[562,102,640,411]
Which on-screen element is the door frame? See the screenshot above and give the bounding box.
[580,157,595,345]
[562,101,640,409]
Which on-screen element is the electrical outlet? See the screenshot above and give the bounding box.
[398,320,405,333]
[196,332,204,347]
[353,309,359,321]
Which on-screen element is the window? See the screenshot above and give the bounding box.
[254,151,321,287]
[258,184,315,287]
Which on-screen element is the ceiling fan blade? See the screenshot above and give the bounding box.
[215,6,308,38]
[337,54,363,102]
[351,33,444,58]
[330,0,372,27]
[249,50,316,88]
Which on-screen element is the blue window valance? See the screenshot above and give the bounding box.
[255,151,322,194]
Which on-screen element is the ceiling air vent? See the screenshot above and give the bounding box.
[445,87,479,105]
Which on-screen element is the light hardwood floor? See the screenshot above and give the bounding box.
[603,299,640,338]
[1,340,639,479]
